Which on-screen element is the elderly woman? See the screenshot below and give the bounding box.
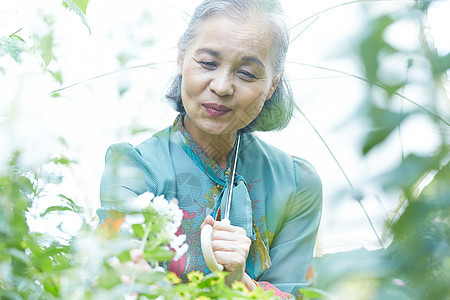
[97,0,322,298]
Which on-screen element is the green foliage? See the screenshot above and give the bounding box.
[358,15,396,84]
[307,2,450,299]
[362,104,409,154]
[63,0,91,34]
[300,287,333,299]
[1,162,278,299]
[0,36,25,62]
[426,49,450,80]
[313,161,449,298]
[36,29,55,66]
[381,152,443,193]
[72,0,90,14]
[0,168,51,299]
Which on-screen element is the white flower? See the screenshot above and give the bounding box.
[124,213,145,226]
[153,265,165,273]
[128,192,154,211]
[125,193,187,262]
[151,195,171,216]
[165,221,180,238]
[173,244,188,262]
[170,233,188,262]
[170,234,186,249]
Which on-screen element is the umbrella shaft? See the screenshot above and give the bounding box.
[222,134,241,221]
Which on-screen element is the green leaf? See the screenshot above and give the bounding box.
[300,287,329,299]
[41,205,74,216]
[312,249,388,289]
[35,31,55,66]
[117,52,132,67]
[34,254,53,272]
[0,290,23,300]
[132,223,145,239]
[57,137,69,148]
[382,82,406,98]
[63,0,91,34]
[119,86,129,96]
[144,248,174,262]
[43,244,71,257]
[42,278,59,296]
[137,270,166,284]
[72,0,90,14]
[49,70,63,84]
[362,105,408,154]
[117,250,131,262]
[58,194,81,212]
[359,15,396,83]
[428,52,450,79]
[0,36,24,62]
[381,153,441,192]
[10,35,25,43]
[131,127,151,135]
[8,248,31,265]
[418,160,450,203]
[52,253,72,271]
[50,156,77,165]
[96,267,122,289]
[58,194,75,206]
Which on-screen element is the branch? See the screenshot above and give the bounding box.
[293,103,384,247]
[50,60,175,95]
[290,0,410,30]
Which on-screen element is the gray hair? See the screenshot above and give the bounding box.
[166,0,293,133]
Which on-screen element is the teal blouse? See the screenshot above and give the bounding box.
[97,115,322,297]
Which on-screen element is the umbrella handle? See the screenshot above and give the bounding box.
[201,218,230,273]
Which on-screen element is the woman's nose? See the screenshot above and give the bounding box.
[209,70,234,96]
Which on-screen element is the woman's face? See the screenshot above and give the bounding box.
[178,16,280,138]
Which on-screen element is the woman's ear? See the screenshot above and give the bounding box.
[266,72,283,101]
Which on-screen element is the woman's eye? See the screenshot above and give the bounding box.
[238,70,257,80]
[199,61,217,69]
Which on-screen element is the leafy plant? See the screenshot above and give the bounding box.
[299,1,449,299]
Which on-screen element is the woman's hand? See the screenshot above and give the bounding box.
[201,215,255,290]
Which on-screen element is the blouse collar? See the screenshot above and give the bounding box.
[172,114,230,184]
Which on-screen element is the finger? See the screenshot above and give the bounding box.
[213,222,247,235]
[201,215,215,229]
[211,232,251,254]
[211,228,250,242]
[213,250,247,272]
[211,240,250,256]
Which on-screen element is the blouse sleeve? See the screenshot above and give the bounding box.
[257,156,323,298]
[97,142,157,229]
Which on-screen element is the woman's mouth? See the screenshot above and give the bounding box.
[202,103,231,117]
